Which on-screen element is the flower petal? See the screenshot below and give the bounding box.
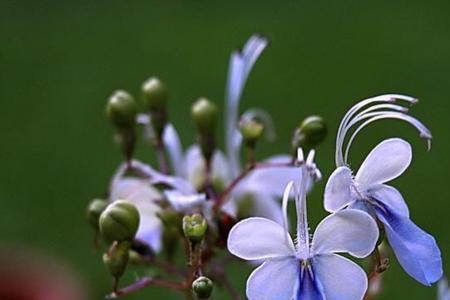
[367,184,409,217]
[246,257,298,300]
[438,278,450,300]
[182,145,231,190]
[311,209,378,258]
[250,193,285,225]
[376,208,443,285]
[163,190,206,212]
[324,166,354,212]
[163,124,184,176]
[228,218,295,260]
[313,254,368,300]
[225,35,268,178]
[295,267,325,300]
[110,178,163,252]
[355,138,412,188]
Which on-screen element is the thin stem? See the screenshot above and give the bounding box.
[363,247,389,300]
[204,158,216,200]
[106,277,185,299]
[156,138,170,174]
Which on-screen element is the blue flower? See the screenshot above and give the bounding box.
[325,94,443,285]
[228,149,379,300]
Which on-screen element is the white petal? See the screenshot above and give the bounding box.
[251,193,285,225]
[237,155,297,198]
[367,184,409,217]
[225,35,268,178]
[211,150,232,184]
[110,178,163,252]
[163,124,184,176]
[182,145,231,190]
[438,278,450,300]
[324,166,354,213]
[246,258,298,300]
[163,190,206,212]
[355,138,412,188]
[228,217,295,260]
[182,145,205,189]
[313,254,368,300]
[311,210,378,258]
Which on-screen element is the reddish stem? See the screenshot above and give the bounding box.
[106,277,185,299]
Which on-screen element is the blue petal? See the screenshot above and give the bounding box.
[295,266,325,300]
[375,206,443,285]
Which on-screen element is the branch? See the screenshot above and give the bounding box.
[106,277,185,299]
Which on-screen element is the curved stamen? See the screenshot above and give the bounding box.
[344,112,432,163]
[282,181,295,241]
[335,94,423,166]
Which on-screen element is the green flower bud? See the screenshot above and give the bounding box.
[99,200,140,242]
[142,77,168,111]
[192,276,213,299]
[103,241,131,278]
[86,198,109,229]
[106,90,137,130]
[191,98,218,135]
[182,214,208,244]
[292,115,327,152]
[239,119,264,148]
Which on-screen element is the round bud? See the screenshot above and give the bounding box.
[192,276,213,299]
[106,90,137,130]
[239,119,264,147]
[182,214,208,244]
[86,198,109,229]
[103,241,130,278]
[99,200,140,242]
[292,115,327,151]
[191,98,218,135]
[141,77,168,111]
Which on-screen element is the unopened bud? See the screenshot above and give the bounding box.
[86,198,109,230]
[142,77,169,138]
[142,77,168,111]
[99,200,140,242]
[192,276,213,299]
[182,214,208,244]
[106,90,137,130]
[191,98,218,135]
[103,241,130,279]
[191,98,218,161]
[239,119,264,148]
[292,115,327,152]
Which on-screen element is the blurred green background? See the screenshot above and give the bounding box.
[0,0,448,299]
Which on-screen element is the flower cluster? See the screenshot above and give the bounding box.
[86,35,444,300]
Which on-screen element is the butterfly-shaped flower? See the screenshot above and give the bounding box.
[325,94,442,285]
[228,149,378,300]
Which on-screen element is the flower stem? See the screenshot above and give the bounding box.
[106,277,185,299]
[155,138,170,174]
